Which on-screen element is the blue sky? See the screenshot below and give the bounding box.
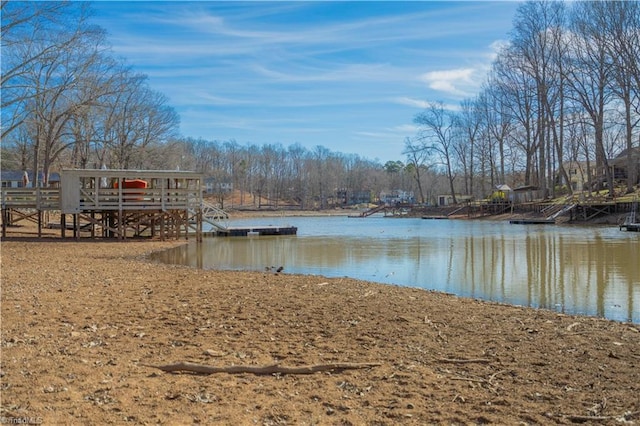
[92,1,520,162]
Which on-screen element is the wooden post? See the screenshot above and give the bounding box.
[74,213,80,241]
[118,210,124,240]
[108,211,115,238]
[180,211,186,239]
[38,210,42,238]
[1,207,7,238]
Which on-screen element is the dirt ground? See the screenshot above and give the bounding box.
[1,221,639,425]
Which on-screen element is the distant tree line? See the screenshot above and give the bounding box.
[2,1,639,207]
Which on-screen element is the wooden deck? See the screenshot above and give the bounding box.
[2,169,205,240]
[1,169,299,240]
[1,188,61,237]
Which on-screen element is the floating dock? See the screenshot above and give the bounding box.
[214,226,297,237]
[422,216,448,220]
[509,218,555,225]
[620,223,640,232]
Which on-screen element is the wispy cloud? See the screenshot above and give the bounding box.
[394,97,430,109]
[489,39,510,59]
[393,124,421,134]
[92,1,520,161]
[419,68,478,97]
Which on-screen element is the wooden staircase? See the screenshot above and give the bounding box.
[353,204,386,217]
[620,201,639,231]
[198,199,229,231]
[543,203,577,221]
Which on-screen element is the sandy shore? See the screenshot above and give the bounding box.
[1,222,639,424]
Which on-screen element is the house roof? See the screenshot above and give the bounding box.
[0,171,61,182]
[610,147,640,166]
[614,147,640,159]
[513,185,539,192]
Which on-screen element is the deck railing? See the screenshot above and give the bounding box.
[78,187,201,211]
[1,188,60,210]
[1,187,202,212]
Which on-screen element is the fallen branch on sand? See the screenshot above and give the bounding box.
[437,358,492,364]
[558,410,639,423]
[143,361,382,375]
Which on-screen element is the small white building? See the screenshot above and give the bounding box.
[380,189,415,205]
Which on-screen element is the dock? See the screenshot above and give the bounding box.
[214,226,297,237]
[620,223,640,232]
[619,202,638,232]
[348,204,386,218]
[509,203,576,225]
[509,218,555,225]
[1,169,302,240]
[2,169,204,240]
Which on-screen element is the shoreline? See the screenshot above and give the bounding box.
[2,222,639,423]
[226,205,632,225]
[0,201,631,241]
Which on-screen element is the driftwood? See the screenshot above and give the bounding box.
[559,411,640,423]
[437,358,492,364]
[143,361,382,375]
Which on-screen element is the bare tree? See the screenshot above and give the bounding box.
[287,143,309,208]
[403,137,429,204]
[2,2,122,184]
[567,1,616,196]
[1,1,77,137]
[491,48,540,187]
[413,101,458,203]
[510,1,568,197]
[454,98,483,197]
[602,0,640,192]
[98,71,179,169]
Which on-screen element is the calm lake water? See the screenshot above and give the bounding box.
[152,216,640,323]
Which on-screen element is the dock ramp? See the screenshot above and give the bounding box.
[620,201,639,232]
[199,200,229,231]
[350,204,386,218]
[543,203,577,220]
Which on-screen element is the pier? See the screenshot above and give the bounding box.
[2,169,204,240]
[1,169,299,240]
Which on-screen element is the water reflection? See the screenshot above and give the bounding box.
[151,217,639,323]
